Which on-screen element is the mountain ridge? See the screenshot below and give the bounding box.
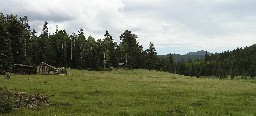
[158,50,212,62]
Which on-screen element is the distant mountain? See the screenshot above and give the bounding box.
[186,50,213,56]
[158,50,212,62]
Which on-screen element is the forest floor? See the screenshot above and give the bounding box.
[1,69,256,115]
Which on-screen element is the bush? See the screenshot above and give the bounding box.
[0,88,14,114]
[0,87,49,114]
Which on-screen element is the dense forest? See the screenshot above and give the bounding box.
[178,45,256,79]
[0,13,174,73]
[0,13,256,79]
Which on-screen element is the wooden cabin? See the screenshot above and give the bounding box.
[12,64,37,74]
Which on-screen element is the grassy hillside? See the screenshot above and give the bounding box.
[0,69,256,115]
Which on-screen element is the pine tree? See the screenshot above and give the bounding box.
[0,13,12,73]
[145,42,158,70]
[102,30,118,68]
[30,29,40,65]
[119,30,142,68]
[6,14,26,64]
[38,21,49,63]
[19,16,32,65]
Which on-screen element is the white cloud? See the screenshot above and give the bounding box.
[1,0,256,54]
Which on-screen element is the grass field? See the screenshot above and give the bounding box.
[1,69,256,115]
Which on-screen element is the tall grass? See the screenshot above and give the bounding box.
[0,69,255,115]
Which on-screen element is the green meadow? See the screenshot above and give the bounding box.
[1,69,256,115]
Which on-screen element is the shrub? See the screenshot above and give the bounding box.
[0,87,50,114]
[0,88,14,114]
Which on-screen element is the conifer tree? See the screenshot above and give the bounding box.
[0,13,12,73]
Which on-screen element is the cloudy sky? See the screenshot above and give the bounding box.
[1,0,256,55]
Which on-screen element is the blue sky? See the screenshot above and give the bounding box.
[1,0,256,55]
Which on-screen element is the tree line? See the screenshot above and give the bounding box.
[0,13,175,73]
[1,12,255,79]
[175,46,256,79]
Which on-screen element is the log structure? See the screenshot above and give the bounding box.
[38,62,67,75]
[12,64,37,74]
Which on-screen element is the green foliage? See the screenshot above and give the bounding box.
[2,11,256,77]
[0,88,14,114]
[119,30,143,68]
[175,46,256,79]
[102,31,118,68]
[145,42,158,70]
[0,13,12,73]
[0,12,161,71]
[159,53,174,73]
[6,15,27,64]
[0,87,49,114]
